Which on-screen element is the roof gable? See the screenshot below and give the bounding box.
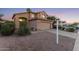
[12,11,48,19]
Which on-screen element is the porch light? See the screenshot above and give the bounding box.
[19,19,23,22]
[31,14,35,18]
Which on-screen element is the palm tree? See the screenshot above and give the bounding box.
[47,16,58,28]
[26,8,32,20]
[47,16,56,20]
[26,8,32,12]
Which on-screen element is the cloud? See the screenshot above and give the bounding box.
[2,14,12,20]
[48,13,79,23]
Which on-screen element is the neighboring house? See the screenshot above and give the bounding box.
[59,21,66,26]
[53,20,66,28]
[12,11,53,31]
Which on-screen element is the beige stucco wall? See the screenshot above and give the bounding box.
[36,12,48,20]
[14,13,29,29]
[14,18,19,29]
[14,13,28,19]
[29,20,37,29]
[29,20,51,31]
[13,12,51,31]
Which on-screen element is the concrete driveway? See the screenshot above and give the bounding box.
[0,31,75,51]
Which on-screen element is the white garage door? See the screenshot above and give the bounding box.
[37,22,50,30]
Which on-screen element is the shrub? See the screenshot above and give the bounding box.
[66,27,75,32]
[17,21,31,36]
[17,26,31,36]
[0,21,15,36]
[0,22,2,31]
[60,27,65,30]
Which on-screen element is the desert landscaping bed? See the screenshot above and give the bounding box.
[0,31,75,51]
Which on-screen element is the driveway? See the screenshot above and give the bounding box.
[0,31,75,51]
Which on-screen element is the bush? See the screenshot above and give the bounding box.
[0,21,15,36]
[17,26,31,36]
[17,21,31,36]
[0,22,2,31]
[66,27,75,32]
[60,27,65,30]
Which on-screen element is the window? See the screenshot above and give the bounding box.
[41,14,45,18]
[31,14,35,18]
[42,15,45,18]
[19,19,23,22]
[19,17,27,22]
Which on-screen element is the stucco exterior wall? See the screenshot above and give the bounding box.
[29,20,37,30]
[14,13,29,29]
[14,13,28,20]
[36,12,48,20]
[13,11,52,31]
[14,17,19,29]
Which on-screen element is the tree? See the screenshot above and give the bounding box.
[0,14,4,20]
[47,16,59,28]
[0,21,15,36]
[17,19,31,36]
[26,8,32,20]
[72,22,79,26]
[47,16,56,21]
[26,8,32,12]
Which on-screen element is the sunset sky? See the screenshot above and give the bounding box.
[0,8,79,23]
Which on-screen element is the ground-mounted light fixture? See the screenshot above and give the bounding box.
[19,19,23,22]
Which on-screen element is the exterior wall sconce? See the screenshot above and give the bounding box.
[19,19,23,22]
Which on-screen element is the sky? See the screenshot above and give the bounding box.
[0,8,79,23]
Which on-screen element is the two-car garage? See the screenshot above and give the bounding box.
[36,20,51,30]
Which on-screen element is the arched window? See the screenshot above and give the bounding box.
[19,17,27,26]
[40,14,45,18]
[19,17,27,22]
[31,14,35,18]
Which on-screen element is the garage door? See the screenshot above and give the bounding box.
[37,22,50,30]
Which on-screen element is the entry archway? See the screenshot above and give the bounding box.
[19,17,27,27]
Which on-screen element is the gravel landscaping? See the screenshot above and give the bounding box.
[0,31,75,51]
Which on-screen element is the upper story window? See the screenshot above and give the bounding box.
[19,19,23,22]
[31,14,35,18]
[41,14,45,18]
[42,15,45,18]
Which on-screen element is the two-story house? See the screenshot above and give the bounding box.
[12,10,52,31]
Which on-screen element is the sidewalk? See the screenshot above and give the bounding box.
[47,29,77,39]
[73,31,79,51]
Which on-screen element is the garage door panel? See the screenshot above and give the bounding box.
[37,22,50,30]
